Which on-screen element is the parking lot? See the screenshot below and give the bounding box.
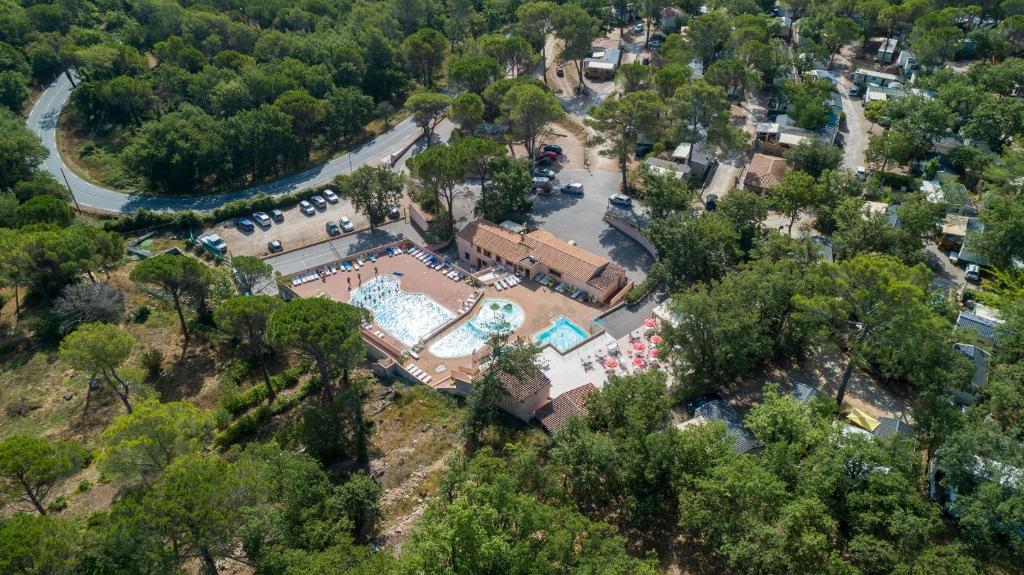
[214,195,376,257]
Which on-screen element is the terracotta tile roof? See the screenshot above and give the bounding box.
[744,153,790,191]
[457,220,532,262]
[458,219,626,289]
[536,383,598,433]
[475,365,551,401]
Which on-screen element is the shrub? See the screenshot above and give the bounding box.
[139,347,164,381]
[78,479,92,492]
[130,306,150,323]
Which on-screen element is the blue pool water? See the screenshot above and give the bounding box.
[534,316,589,353]
[349,275,453,346]
[429,299,525,358]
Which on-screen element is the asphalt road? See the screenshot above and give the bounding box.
[27,72,425,213]
[837,76,869,171]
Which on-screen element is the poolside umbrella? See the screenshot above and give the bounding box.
[644,318,657,328]
[650,335,662,344]
[650,347,659,358]
[633,341,645,351]
[633,357,646,367]
[605,358,618,369]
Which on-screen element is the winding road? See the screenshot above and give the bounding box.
[27,73,425,213]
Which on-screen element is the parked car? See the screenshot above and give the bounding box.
[532,177,554,192]
[608,193,632,207]
[326,221,340,236]
[856,165,868,179]
[648,38,663,48]
[311,195,327,209]
[271,209,284,222]
[849,86,859,97]
[532,167,556,179]
[236,218,255,232]
[633,23,644,34]
[949,251,960,264]
[556,65,564,77]
[705,193,718,211]
[642,55,651,65]
[339,216,354,232]
[965,264,981,283]
[199,234,227,254]
[299,200,315,215]
[322,189,339,203]
[543,144,563,155]
[387,206,401,220]
[634,143,653,158]
[267,239,283,253]
[252,211,272,227]
[686,392,724,417]
[561,182,584,195]
[535,150,558,161]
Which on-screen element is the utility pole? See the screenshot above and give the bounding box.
[60,168,82,214]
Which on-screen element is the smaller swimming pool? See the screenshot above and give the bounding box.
[428,299,525,358]
[534,316,589,353]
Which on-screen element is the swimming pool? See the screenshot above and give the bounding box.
[349,275,453,346]
[429,299,525,358]
[534,316,589,353]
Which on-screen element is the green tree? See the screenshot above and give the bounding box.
[794,255,941,406]
[552,4,600,91]
[14,194,73,227]
[450,92,484,134]
[500,82,563,162]
[653,63,690,99]
[463,333,541,451]
[977,192,1024,268]
[274,89,326,161]
[231,255,273,295]
[866,128,921,171]
[669,79,737,151]
[475,156,532,223]
[59,322,137,413]
[405,91,452,144]
[705,57,759,99]
[216,294,281,395]
[98,400,213,483]
[639,168,695,220]
[143,454,254,575]
[0,436,86,515]
[770,170,822,235]
[783,77,835,131]
[649,212,740,288]
[0,514,79,574]
[451,136,506,191]
[0,108,47,192]
[130,254,212,347]
[401,28,447,87]
[687,10,732,67]
[0,70,29,112]
[336,165,405,232]
[121,105,226,192]
[785,139,843,178]
[586,92,664,192]
[516,2,557,80]
[269,297,365,402]
[408,143,470,237]
[447,54,503,95]
[718,188,768,255]
[326,86,374,140]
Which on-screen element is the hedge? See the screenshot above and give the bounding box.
[102,184,338,235]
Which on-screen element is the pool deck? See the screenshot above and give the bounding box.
[292,250,612,388]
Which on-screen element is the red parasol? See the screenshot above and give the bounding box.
[644,318,657,328]
[633,357,646,367]
[650,347,659,357]
[605,358,618,369]
[633,341,645,351]
[651,335,662,344]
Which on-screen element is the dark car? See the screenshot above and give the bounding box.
[535,150,558,161]
[387,206,401,220]
[686,392,724,417]
[271,209,284,223]
[635,143,653,158]
[543,144,563,155]
[267,239,283,253]
[236,218,255,232]
[532,167,556,179]
[705,193,718,211]
[326,221,340,236]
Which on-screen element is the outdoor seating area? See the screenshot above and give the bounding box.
[494,273,521,291]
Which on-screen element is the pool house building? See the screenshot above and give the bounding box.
[456,218,629,304]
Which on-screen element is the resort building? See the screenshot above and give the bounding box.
[743,153,790,193]
[456,218,628,304]
[474,366,553,422]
